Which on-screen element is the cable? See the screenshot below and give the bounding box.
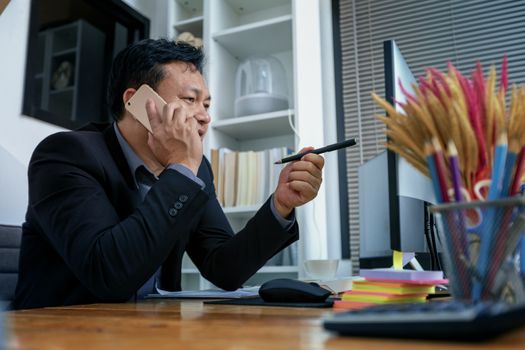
[287,109,300,145]
[424,203,436,270]
[430,213,444,272]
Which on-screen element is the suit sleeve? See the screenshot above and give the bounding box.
[185,159,299,291]
[28,132,209,300]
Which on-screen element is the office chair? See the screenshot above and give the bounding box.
[0,224,22,302]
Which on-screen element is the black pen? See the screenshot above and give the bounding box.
[274,138,358,164]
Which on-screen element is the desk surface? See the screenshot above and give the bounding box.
[6,300,525,349]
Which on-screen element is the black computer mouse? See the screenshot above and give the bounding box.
[259,278,331,303]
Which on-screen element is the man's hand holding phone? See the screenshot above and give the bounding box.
[125,84,202,175]
[145,98,203,175]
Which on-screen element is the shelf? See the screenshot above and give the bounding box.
[212,15,292,59]
[222,205,260,219]
[52,48,77,57]
[258,266,298,273]
[49,86,75,94]
[212,109,294,140]
[52,24,77,52]
[174,0,203,19]
[225,0,290,14]
[174,16,203,37]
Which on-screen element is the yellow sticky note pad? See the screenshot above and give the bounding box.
[393,250,403,270]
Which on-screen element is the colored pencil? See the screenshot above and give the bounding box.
[474,132,508,301]
[431,138,450,203]
[447,140,469,261]
[447,141,463,203]
[487,133,509,200]
[510,146,525,195]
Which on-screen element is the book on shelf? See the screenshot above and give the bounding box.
[269,147,285,195]
[223,151,237,207]
[254,150,266,204]
[235,151,248,206]
[246,151,257,205]
[211,147,292,208]
[210,148,219,193]
[217,147,232,205]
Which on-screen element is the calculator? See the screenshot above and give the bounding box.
[323,301,525,341]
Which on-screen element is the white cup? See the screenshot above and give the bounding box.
[303,259,339,280]
[335,259,353,278]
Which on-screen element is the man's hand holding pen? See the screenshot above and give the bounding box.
[273,147,325,218]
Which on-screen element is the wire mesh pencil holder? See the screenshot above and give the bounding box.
[431,197,525,304]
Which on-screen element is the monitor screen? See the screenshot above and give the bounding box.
[359,40,436,268]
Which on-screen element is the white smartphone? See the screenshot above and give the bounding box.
[125,84,167,133]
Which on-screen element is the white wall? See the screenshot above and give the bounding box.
[0,0,64,225]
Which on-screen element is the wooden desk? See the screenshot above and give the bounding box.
[6,300,525,349]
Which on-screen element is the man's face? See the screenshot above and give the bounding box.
[155,62,211,140]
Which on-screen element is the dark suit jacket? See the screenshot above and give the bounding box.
[13,123,299,309]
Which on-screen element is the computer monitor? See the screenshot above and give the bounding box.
[359,40,436,268]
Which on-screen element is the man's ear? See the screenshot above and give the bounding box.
[122,88,137,105]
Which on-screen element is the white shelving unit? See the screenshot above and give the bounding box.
[212,15,292,58]
[212,109,294,140]
[171,0,203,36]
[167,0,339,290]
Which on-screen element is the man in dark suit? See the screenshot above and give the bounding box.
[13,39,324,309]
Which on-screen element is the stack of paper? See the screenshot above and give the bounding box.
[334,269,447,310]
[359,268,444,282]
[153,286,260,299]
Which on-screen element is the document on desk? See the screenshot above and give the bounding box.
[153,286,260,299]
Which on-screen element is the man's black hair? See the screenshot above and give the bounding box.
[107,38,204,121]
